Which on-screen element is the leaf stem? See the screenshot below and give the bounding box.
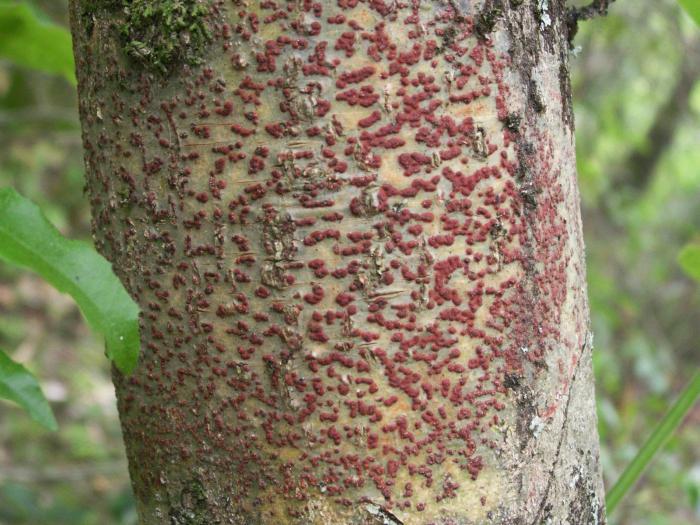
[606,368,700,514]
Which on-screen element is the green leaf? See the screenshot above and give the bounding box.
[606,369,700,514]
[678,243,700,282]
[0,187,140,373]
[0,2,76,85]
[0,348,57,431]
[679,0,700,26]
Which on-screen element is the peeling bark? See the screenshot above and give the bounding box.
[69,0,605,523]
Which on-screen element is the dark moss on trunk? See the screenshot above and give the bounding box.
[81,0,213,73]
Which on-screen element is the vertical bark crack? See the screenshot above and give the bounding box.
[529,343,587,525]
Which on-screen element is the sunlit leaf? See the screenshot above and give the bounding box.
[679,0,700,26]
[0,2,76,84]
[678,243,700,283]
[0,187,140,373]
[0,348,57,431]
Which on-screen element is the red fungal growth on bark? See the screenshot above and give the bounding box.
[398,152,432,176]
[336,86,380,107]
[77,0,584,519]
[335,31,356,57]
[358,110,382,128]
[336,65,376,88]
[335,292,355,306]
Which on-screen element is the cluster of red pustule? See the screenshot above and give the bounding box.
[88,0,570,517]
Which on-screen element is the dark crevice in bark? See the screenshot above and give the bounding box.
[529,342,586,525]
[558,51,575,131]
[567,450,607,525]
[502,1,574,129]
[364,503,405,524]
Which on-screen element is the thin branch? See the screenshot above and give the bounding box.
[571,0,617,22]
[566,0,617,45]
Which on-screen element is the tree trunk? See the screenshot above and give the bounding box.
[69,0,605,523]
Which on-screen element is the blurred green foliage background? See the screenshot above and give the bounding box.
[0,0,698,524]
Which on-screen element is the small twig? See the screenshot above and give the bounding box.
[566,0,617,45]
[368,289,406,299]
[572,0,616,21]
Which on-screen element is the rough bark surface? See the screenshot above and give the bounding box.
[69,0,605,523]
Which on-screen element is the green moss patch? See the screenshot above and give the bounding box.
[84,0,212,74]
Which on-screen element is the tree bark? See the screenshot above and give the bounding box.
[69,0,605,523]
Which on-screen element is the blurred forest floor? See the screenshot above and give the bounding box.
[0,1,699,524]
